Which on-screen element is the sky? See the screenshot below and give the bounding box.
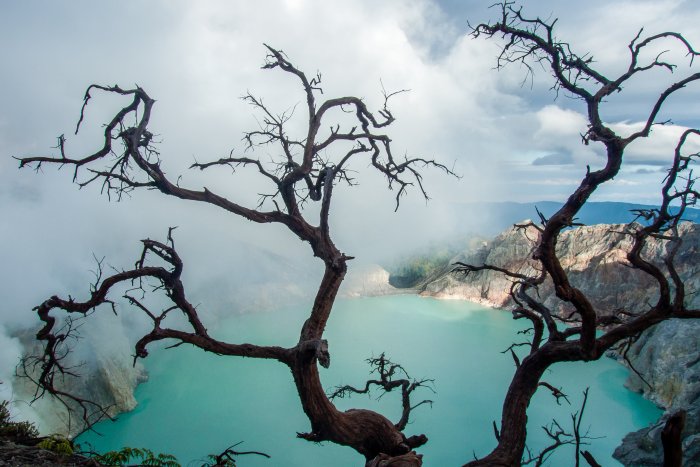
[1,0,700,409]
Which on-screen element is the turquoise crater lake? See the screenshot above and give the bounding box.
[78,295,661,466]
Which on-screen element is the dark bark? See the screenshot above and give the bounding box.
[460,3,700,464]
[661,410,686,467]
[15,45,452,464]
[328,353,434,433]
[14,8,700,466]
[580,450,602,467]
[366,451,423,467]
[290,260,424,459]
[465,355,550,466]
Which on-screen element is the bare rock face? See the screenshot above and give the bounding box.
[9,243,318,439]
[0,438,98,466]
[419,226,534,307]
[12,315,147,438]
[420,222,700,466]
[613,319,700,467]
[624,320,700,412]
[421,222,699,317]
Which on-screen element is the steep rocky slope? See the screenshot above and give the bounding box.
[0,437,98,466]
[10,222,698,463]
[419,222,700,466]
[421,222,699,315]
[612,318,700,466]
[12,321,147,438]
[8,243,319,439]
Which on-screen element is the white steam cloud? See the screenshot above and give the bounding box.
[1,0,699,430]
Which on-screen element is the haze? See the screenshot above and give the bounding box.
[1,0,699,414]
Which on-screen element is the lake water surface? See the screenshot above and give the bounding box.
[78,295,661,466]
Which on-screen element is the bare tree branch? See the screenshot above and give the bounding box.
[463,4,699,465]
[15,45,453,464]
[328,353,434,433]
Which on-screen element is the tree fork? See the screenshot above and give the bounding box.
[16,44,445,464]
[466,3,700,464]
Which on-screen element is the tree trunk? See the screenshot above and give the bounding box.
[291,260,419,461]
[366,451,423,466]
[464,352,552,466]
[662,410,686,467]
[290,325,416,460]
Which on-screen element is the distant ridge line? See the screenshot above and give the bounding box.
[451,201,699,236]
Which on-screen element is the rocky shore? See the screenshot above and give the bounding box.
[416,222,700,466]
[12,324,147,439]
[8,222,699,465]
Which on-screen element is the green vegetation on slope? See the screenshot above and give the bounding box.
[386,236,486,288]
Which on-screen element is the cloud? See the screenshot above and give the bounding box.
[493,0,700,126]
[634,167,664,174]
[523,178,582,186]
[608,179,641,186]
[516,105,603,167]
[535,105,589,138]
[0,4,522,396]
[2,0,696,262]
[0,1,699,381]
[532,153,574,166]
[609,121,700,165]
[0,333,22,405]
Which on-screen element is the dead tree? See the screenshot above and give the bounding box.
[328,353,435,433]
[458,2,700,465]
[661,410,686,467]
[16,45,455,465]
[520,388,597,467]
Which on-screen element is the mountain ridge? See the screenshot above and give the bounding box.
[450,201,700,236]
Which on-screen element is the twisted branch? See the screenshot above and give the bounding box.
[328,353,434,431]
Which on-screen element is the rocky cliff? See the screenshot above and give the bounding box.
[12,314,147,439]
[7,254,395,439]
[421,222,699,314]
[7,242,321,439]
[612,318,700,466]
[419,221,700,466]
[10,222,699,462]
